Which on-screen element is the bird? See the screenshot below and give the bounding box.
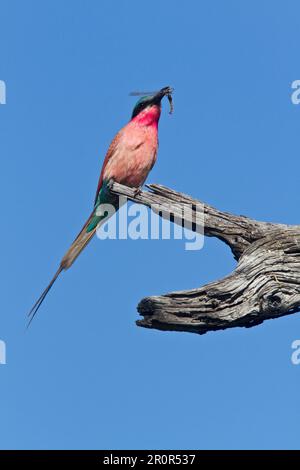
[28,86,174,325]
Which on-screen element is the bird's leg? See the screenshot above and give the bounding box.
[132,186,142,197]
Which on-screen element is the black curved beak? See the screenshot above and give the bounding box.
[153,86,174,103]
[152,86,174,114]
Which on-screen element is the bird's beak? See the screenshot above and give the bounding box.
[152,86,174,114]
[153,86,174,103]
[151,86,174,114]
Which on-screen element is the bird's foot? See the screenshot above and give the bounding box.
[133,186,142,197]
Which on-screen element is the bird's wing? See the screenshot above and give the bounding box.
[94,130,122,205]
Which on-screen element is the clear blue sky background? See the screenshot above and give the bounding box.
[1,0,300,450]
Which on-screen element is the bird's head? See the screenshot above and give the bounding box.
[131,86,174,122]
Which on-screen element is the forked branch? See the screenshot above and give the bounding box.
[111,182,300,335]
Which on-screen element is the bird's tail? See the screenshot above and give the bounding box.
[27,212,97,326]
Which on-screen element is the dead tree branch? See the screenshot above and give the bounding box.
[110,182,300,335]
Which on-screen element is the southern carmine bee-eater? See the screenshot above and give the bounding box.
[28,86,174,325]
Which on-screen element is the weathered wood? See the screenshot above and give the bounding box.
[111,182,300,335]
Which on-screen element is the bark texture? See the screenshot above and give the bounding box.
[111,182,300,335]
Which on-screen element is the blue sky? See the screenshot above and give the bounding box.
[1,0,300,450]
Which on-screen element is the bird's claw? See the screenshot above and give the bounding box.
[133,187,142,197]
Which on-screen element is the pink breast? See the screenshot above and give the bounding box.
[104,121,158,188]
